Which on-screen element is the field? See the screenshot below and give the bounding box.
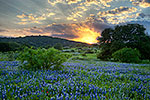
[0,58,150,100]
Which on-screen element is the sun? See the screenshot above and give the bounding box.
[77,35,98,44]
[71,25,100,44]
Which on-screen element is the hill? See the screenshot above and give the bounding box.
[0,36,89,48]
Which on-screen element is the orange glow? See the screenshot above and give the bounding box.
[71,25,100,44]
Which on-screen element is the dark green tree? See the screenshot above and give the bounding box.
[54,43,63,50]
[97,24,150,60]
[0,42,21,52]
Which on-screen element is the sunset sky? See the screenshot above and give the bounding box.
[0,0,150,44]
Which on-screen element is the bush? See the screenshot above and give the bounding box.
[17,47,71,71]
[140,60,150,64]
[112,48,141,63]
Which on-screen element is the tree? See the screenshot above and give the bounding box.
[97,24,150,60]
[54,43,63,50]
[0,42,21,52]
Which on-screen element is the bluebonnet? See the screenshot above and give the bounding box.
[0,61,149,99]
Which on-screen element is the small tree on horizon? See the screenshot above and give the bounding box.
[54,43,63,50]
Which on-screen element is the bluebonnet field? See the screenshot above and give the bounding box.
[0,60,150,100]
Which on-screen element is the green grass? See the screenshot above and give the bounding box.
[0,52,16,61]
[134,65,150,71]
[70,53,97,61]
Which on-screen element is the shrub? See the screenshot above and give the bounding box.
[17,47,70,71]
[140,60,150,64]
[112,48,141,63]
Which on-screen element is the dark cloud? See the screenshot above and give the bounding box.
[28,29,43,33]
[43,24,81,39]
[131,0,150,8]
[138,13,150,18]
[45,25,73,33]
[98,7,137,16]
[136,13,150,22]
[92,22,112,31]
[134,0,150,3]
[0,29,7,32]
[145,0,150,3]
[42,22,111,39]
[107,7,129,14]
[138,13,146,18]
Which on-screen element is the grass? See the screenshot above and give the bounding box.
[70,53,97,61]
[0,52,18,61]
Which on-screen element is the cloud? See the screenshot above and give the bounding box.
[81,0,113,8]
[47,0,113,23]
[16,13,55,25]
[48,0,65,6]
[15,0,117,27]
[137,13,150,18]
[130,0,150,8]
[27,28,44,34]
[67,0,82,4]
[135,13,150,22]
[16,14,27,18]
[0,28,52,37]
[98,6,137,17]
[97,6,139,24]
[67,11,84,21]
[99,0,113,7]
[47,0,113,7]
[0,29,7,32]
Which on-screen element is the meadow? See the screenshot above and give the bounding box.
[0,52,150,100]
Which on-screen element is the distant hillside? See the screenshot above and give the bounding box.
[0,36,89,48]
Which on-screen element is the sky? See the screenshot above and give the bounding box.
[0,0,150,44]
